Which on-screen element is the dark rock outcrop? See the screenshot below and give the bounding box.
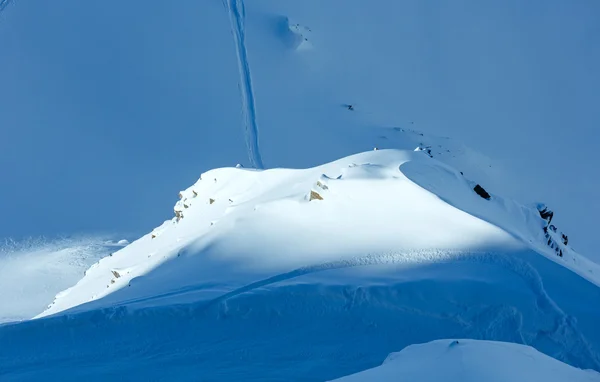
[537,204,554,224]
[473,184,491,200]
[541,208,568,258]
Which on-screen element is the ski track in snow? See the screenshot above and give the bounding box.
[223,0,264,169]
[0,0,13,14]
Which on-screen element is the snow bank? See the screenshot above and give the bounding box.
[330,339,600,382]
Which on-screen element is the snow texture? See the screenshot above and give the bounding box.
[0,236,126,323]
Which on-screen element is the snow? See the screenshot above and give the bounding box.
[0,1,599,380]
[0,236,124,323]
[330,339,600,382]
[36,150,523,318]
[33,149,598,320]
[1,1,598,260]
[2,243,600,380]
[224,0,264,169]
[0,149,590,380]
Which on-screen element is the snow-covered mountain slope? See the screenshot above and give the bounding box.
[36,150,599,319]
[1,1,598,260]
[0,150,597,381]
[0,236,127,324]
[330,339,600,382]
[1,1,599,380]
[35,149,559,317]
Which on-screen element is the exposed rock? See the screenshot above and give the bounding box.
[473,184,491,200]
[414,146,433,158]
[537,204,554,223]
[111,270,121,279]
[192,190,198,197]
[175,210,184,221]
[309,190,323,201]
[209,198,215,205]
[316,181,329,190]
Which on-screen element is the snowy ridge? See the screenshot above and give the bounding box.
[36,149,522,317]
[330,339,600,382]
[3,149,598,379]
[36,149,600,317]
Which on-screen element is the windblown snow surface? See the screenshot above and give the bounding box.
[2,150,600,381]
[0,236,128,324]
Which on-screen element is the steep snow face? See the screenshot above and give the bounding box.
[0,236,127,323]
[330,339,600,382]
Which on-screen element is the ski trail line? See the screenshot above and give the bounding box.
[223,0,264,169]
[0,0,14,14]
